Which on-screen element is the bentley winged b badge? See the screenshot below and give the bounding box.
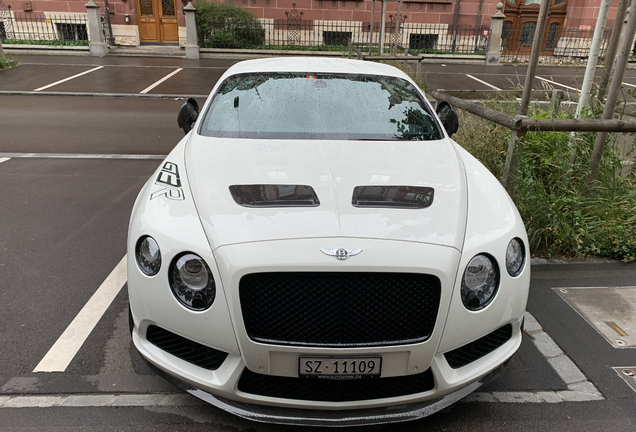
[320,248,362,260]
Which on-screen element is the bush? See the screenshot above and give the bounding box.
[0,56,18,69]
[455,102,636,262]
[194,1,264,48]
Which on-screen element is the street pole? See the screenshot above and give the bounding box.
[379,0,387,56]
[569,0,611,162]
[586,0,636,188]
[502,0,550,195]
[598,0,629,103]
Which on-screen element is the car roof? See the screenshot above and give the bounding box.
[223,57,410,79]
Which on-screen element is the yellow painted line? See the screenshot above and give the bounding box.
[33,66,104,92]
[33,256,127,372]
[605,321,629,337]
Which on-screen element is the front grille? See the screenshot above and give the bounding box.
[444,324,513,369]
[239,272,441,347]
[146,325,228,371]
[238,368,435,402]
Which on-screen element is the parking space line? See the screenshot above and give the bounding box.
[536,76,579,92]
[621,82,636,88]
[0,158,10,164]
[465,74,502,91]
[140,68,183,94]
[0,152,166,160]
[33,256,128,372]
[33,66,104,92]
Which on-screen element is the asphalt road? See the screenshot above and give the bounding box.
[0,54,635,431]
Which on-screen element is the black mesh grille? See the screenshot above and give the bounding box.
[146,325,228,371]
[444,324,513,369]
[238,368,435,402]
[239,272,442,347]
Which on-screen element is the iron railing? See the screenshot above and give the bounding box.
[501,27,611,64]
[199,19,488,55]
[0,12,88,44]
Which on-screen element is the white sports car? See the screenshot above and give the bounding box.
[127,58,529,426]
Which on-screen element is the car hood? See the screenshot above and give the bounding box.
[185,136,467,250]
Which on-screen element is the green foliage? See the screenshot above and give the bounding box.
[456,101,636,262]
[0,56,18,69]
[194,1,264,48]
[2,39,89,46]
[409,48,485,56]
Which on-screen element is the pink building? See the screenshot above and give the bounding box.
[0,0,623,47]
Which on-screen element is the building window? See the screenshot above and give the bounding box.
[502,21,512,48]
[409,34,438,50]
[266,0,270,3]
[341,0,346,6]
[57,23,88,42]
[323,31,352,46]
[332,1,337,6]
[406,3,410,9]
[520,22,536,47]
[419,3,424,9]
[242,0,247,4]
[356,0,359,7]
[546,22,559,49]
[252,0,256,4]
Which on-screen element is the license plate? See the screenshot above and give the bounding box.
[299,356,382,380]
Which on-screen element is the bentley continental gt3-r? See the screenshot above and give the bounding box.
[127,57,530,426]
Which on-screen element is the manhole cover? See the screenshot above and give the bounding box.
[553,286,636,349]
[613,367,636,393]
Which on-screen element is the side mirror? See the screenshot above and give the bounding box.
[177,98,200,135]
[436,101,459,137]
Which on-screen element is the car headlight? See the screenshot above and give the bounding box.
[135,236,161,276]
[506,238,526,277]
[169,253,216,311]
[461,254,499,311]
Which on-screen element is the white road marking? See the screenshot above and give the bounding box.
[33,66,104,92]
[621,82,636,88]
[465,74,502,91]
[536,76,579,92]
[0,158,10,164]
[0,152,166,160]
[140,68,183,94]
[33,256,128,372]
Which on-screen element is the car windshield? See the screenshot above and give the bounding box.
[199,73,443,141]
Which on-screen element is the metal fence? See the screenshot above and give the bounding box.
[501,26,611,64]
[199,18,488,55]
[0,12,88,44]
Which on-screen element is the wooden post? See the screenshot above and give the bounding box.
[518,0,550,116]
[551,89,564,115]
[502,117,528,196]
[598,0,629,103]
[379,0,387,56]
[586,0,636,187]
[392,0,403,55]
[369,0,376,54]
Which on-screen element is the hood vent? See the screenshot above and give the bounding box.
[229,185,320,207]
[352,186,434,209]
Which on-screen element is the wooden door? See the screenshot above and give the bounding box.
[137,0,179,45]
[159,0,179,44]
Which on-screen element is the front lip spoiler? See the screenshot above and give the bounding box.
[146,361,505,427]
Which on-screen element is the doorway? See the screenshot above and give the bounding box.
[137,0,179,45]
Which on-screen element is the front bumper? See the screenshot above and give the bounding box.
[144,355,509,427]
